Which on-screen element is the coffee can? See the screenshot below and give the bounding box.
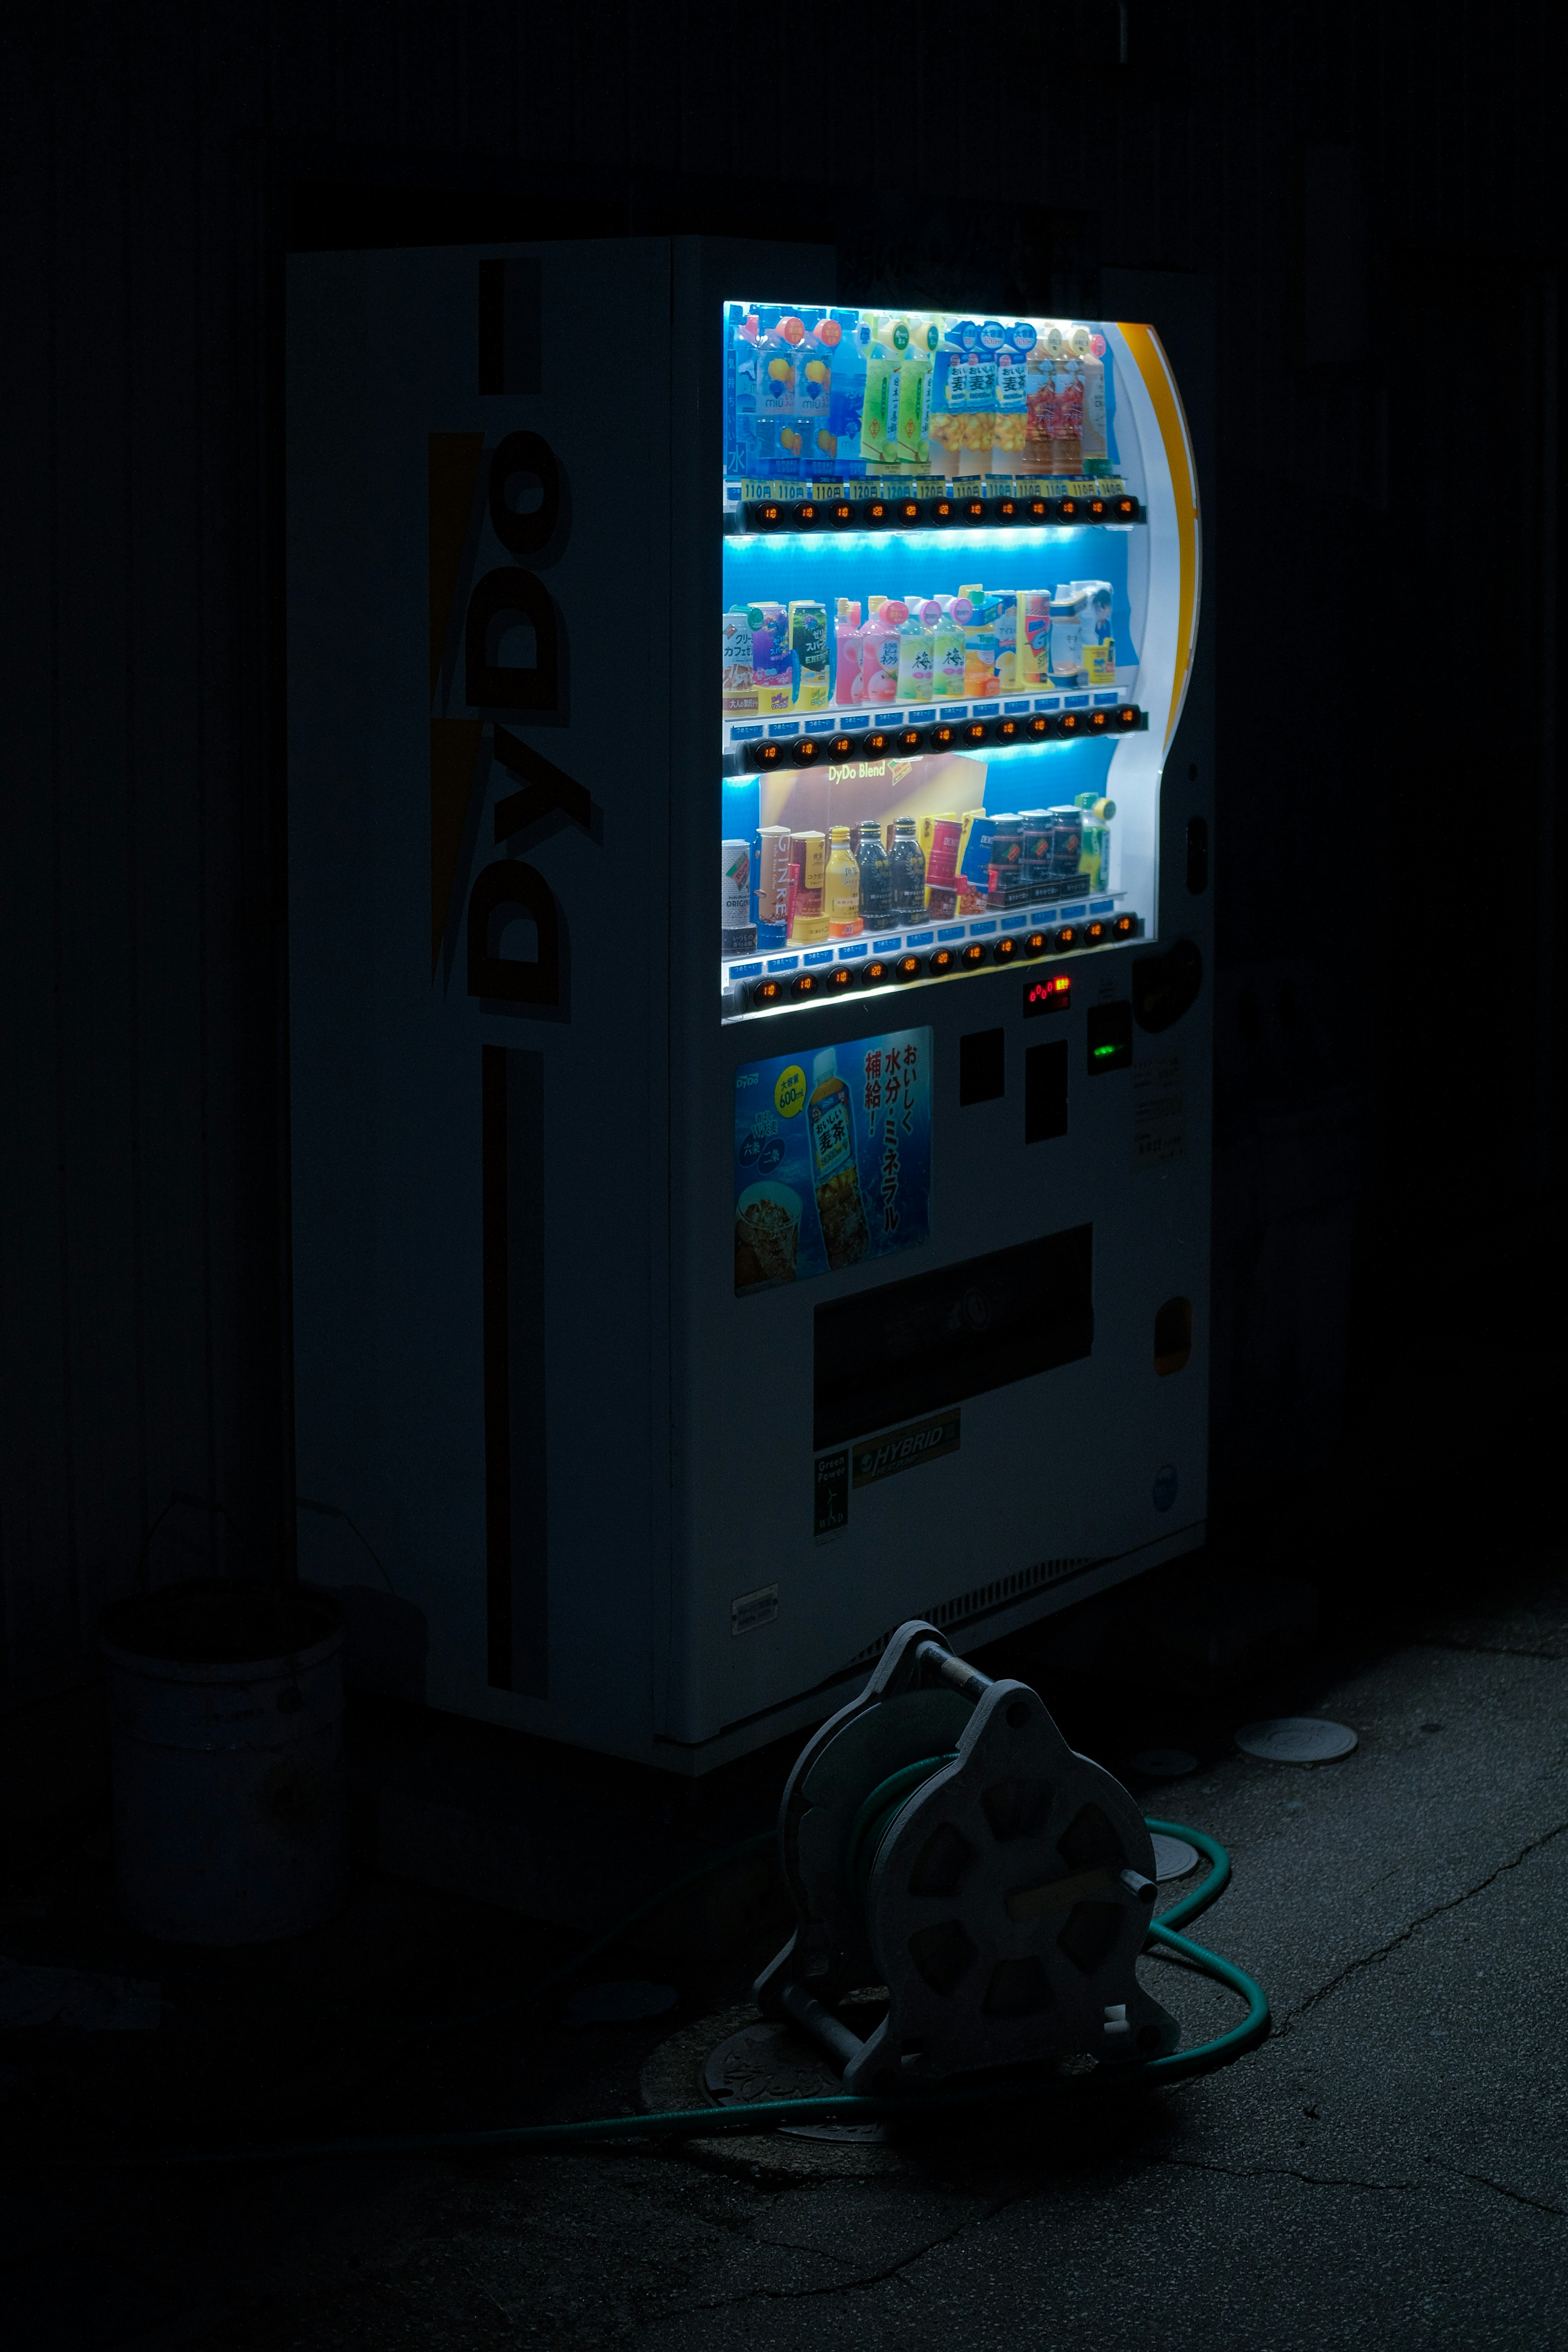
[753,825,793,947]
[722,839,756,955]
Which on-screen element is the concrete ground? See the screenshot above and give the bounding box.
[2,1522,1565,2350]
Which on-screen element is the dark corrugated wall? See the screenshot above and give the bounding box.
[1,1,1560,1684]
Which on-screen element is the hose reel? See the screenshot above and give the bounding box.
[756,1620,1180,2095]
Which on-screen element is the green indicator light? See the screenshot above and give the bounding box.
[1092,1043,1119,1059]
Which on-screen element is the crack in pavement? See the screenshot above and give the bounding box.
[645,2188,1035,2322]
[1272,1815,1568,2036]
[1427,2159,1568,2220]
[1149,2152,1414,2193]
[747,2232,864,2271]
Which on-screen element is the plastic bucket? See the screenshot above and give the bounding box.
[100,1578,346,1945]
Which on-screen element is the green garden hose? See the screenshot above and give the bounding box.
[4,1812,1267,2169]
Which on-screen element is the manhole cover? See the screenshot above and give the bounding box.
[1128,1748,1198,1780]
[702,2021,889,2143]
[1150,1834,1200,1881]
[1234,1717,1357,1765]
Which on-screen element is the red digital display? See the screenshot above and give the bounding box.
[1024,973,1072,1017]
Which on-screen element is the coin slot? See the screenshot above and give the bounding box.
[1154,1296,1192,1376]
[959,1028,1006,1106]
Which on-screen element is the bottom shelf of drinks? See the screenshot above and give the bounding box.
[721,795,1131,1014]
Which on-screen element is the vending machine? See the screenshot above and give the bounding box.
[287,239,1210,1773]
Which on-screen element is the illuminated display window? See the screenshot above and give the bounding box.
[720,299,1195,1021]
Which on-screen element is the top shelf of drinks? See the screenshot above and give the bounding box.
[724,302,1120,491]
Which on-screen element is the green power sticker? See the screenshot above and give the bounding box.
[814,1449,850,1537]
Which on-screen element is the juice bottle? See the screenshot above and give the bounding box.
[1024,339,1055,477]
[824,825,863,936]
[962,318,1002,475]
[992,320,1035,475]
[722,606,757,713]
[994,590,1019,690]
[889,816,927,918]
[1049,584,1087,683]
[932,597,970,698]
[1075,579,1116,683]
[1017,590,1052,687]
[863,600,907,703]
[790,600,831,709]
[807,1048,870,1271]
[854,820,894,926]
[726,306,760,477]
[1075,327,1111,474]
[1074,793,1116,890]
[928,321,968,479]
[962,593,1001,695]
[751,604,795,713]
[834,599,865,706]
[794,313,841,474]
[1049,338,1085,476]
[757,309,807,471]
[858,318,897,468]
[895,602,936,701]
[825,308,867,477]
[889,317,937,468]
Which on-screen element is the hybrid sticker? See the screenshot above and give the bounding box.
[734,1027,933,1295]
[852,1412,962,1487]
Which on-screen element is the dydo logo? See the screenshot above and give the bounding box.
[428,401,600,1013]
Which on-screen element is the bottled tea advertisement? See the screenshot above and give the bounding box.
[733,1028,933,1296]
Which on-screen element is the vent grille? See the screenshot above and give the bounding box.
[846,1555,1092,1671]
